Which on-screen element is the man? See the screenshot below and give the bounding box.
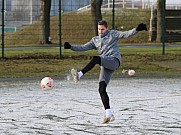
[64,20,147,124]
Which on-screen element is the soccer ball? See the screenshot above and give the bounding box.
[40,77,54,90]
[128,70,135,76]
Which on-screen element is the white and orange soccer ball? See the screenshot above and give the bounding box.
[40,77,54,90]
[128,69,136,76]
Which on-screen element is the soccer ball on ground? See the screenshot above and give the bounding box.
[128,69,135,76]
[40,77,54,90]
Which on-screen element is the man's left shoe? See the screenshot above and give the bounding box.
[101,115,115,124]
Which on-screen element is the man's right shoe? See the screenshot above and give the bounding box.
[101,115,115,124]
[71,68,79,83]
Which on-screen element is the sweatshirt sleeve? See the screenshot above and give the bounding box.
[71,40,96,52]
[114,28,138,39]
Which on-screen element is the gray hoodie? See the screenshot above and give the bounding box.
[71,28,138,63]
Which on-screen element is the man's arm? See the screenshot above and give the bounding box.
[64,40,96,52]
[116,28,138,38]
[115,23,147,38]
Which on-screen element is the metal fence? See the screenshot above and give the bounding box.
[0,0,181,58]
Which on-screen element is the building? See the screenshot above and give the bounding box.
[1,0,180,29]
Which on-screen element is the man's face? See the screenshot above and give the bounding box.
[98,25,108,35]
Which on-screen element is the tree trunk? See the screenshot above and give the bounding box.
[149,3,154,41]
[39,0,45,44]
[39,0,52,44]
[149,8,157,41]
[156,0,162,42]
[91,0,103,36]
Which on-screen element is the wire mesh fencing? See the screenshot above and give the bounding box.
[0,0,181,58]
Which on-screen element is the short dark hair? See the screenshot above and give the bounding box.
[98,20,108,28]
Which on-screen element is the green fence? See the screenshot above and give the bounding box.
[0,0,181,59]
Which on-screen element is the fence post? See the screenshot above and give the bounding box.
[162,0,166,55]
[59,0,62,58]
[1,0,5,58]
[112,0,115,29]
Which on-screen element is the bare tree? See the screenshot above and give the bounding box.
[91,0,103,36]
[156,0,163,42]
[39,0,52,44]
[149,7,157,41]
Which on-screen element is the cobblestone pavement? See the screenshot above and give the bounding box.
[0,77,180,135]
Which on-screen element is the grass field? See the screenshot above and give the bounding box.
[0,47,180,78]
[3,8,151,46]
[0,8,180,78]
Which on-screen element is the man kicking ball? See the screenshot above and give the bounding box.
[64,20,147,123]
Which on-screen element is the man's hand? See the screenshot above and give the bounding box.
[64,42,71,49]
[136,23,147,31]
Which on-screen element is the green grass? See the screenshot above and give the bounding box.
[0,47,180,78]
[4,8,151,46]
[0,9,180,78]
